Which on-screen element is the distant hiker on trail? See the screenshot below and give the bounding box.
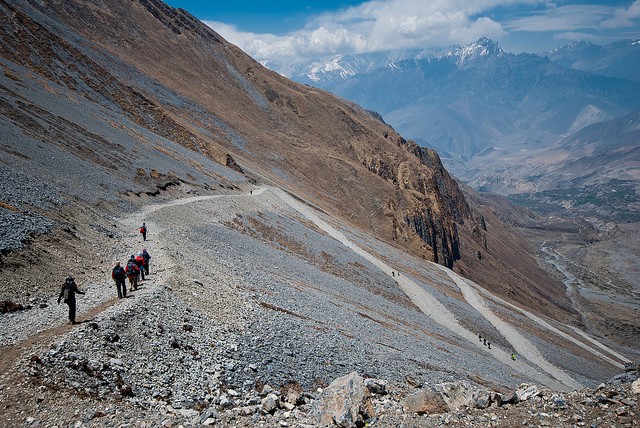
[135,251,146,281]
[479,333,482,342]
[483,338,487,346]
[140,223,147,241]
[111,261,127,299]
[125,255,140,291]
[487,342,491,349]
[57,275,85,324]
[511,353,517,361]
[141,248,151,276]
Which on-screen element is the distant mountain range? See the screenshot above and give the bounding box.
[544,39,640,82]
[269,38,640,205]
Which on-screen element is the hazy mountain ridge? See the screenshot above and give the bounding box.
[503,108,640,223]
[543,39,640,82]
[264,47,447,85]
[276,37,640,162]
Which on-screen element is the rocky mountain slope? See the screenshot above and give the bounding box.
[0,0,638,427]
[267,34,640,356]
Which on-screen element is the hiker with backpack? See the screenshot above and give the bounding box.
[140,222,147,241]
[134,251,146,281]
[141,248,151,276]
[57,276,85,324]
[111,261,127,299]
[125,255,141,291]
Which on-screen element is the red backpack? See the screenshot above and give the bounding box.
[126,261,138,275]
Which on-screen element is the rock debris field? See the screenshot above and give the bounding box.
[0,186,638,427]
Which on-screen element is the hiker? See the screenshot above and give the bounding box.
[111,261,127,299]
[135,251,146,281]
[487,342,491,349]
[511,353,517,361]
[483,338,487,346]
[125,255,141,291]
[57,276,85,324]
[140,222,147,241]
[141,248,151,275]
[479,333,482,342]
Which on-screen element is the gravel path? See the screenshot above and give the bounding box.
[265,185,632,392]
[447,264,631,369]
[440,268,583,391]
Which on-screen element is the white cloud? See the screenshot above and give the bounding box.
[205,0,524,61]
[204,0,638,62]
[505,2,640,33]
[504,5,611,32]
[601,0,640,29]
[553,31,600,42]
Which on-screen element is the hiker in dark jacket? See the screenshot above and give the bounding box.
[140,222,147,241]
[125,255,140,291]
[141,248,151,275]
[111,261,127,298]
[57,276,85,324]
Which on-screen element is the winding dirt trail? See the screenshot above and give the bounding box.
[0,192,233,380]
[265,186,635,392]
[441,265,629,369]
[439,268,583,390]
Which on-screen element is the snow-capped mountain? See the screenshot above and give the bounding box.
[263,47,445,85]
[267,38,640,195]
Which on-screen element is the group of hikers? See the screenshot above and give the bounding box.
[57,223,150,324]
[57,221,525,365]
[111,248,152,298]
[479,332,517,361]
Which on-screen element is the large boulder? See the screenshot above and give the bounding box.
[516,384,541,402]
[313,372,374,427]
[402,381,501,414]
[436,381,474,410]
[402,388,449,415]
[403,381,473,414]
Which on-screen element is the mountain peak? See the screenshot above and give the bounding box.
[450,37,503,65]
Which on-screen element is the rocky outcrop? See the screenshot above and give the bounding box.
[401,381,502,415]
[312,372,376,427]
[355,134,475,268]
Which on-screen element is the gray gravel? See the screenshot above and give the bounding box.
[2,186,635,427]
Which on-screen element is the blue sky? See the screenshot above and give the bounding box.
[165,0,640,61]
